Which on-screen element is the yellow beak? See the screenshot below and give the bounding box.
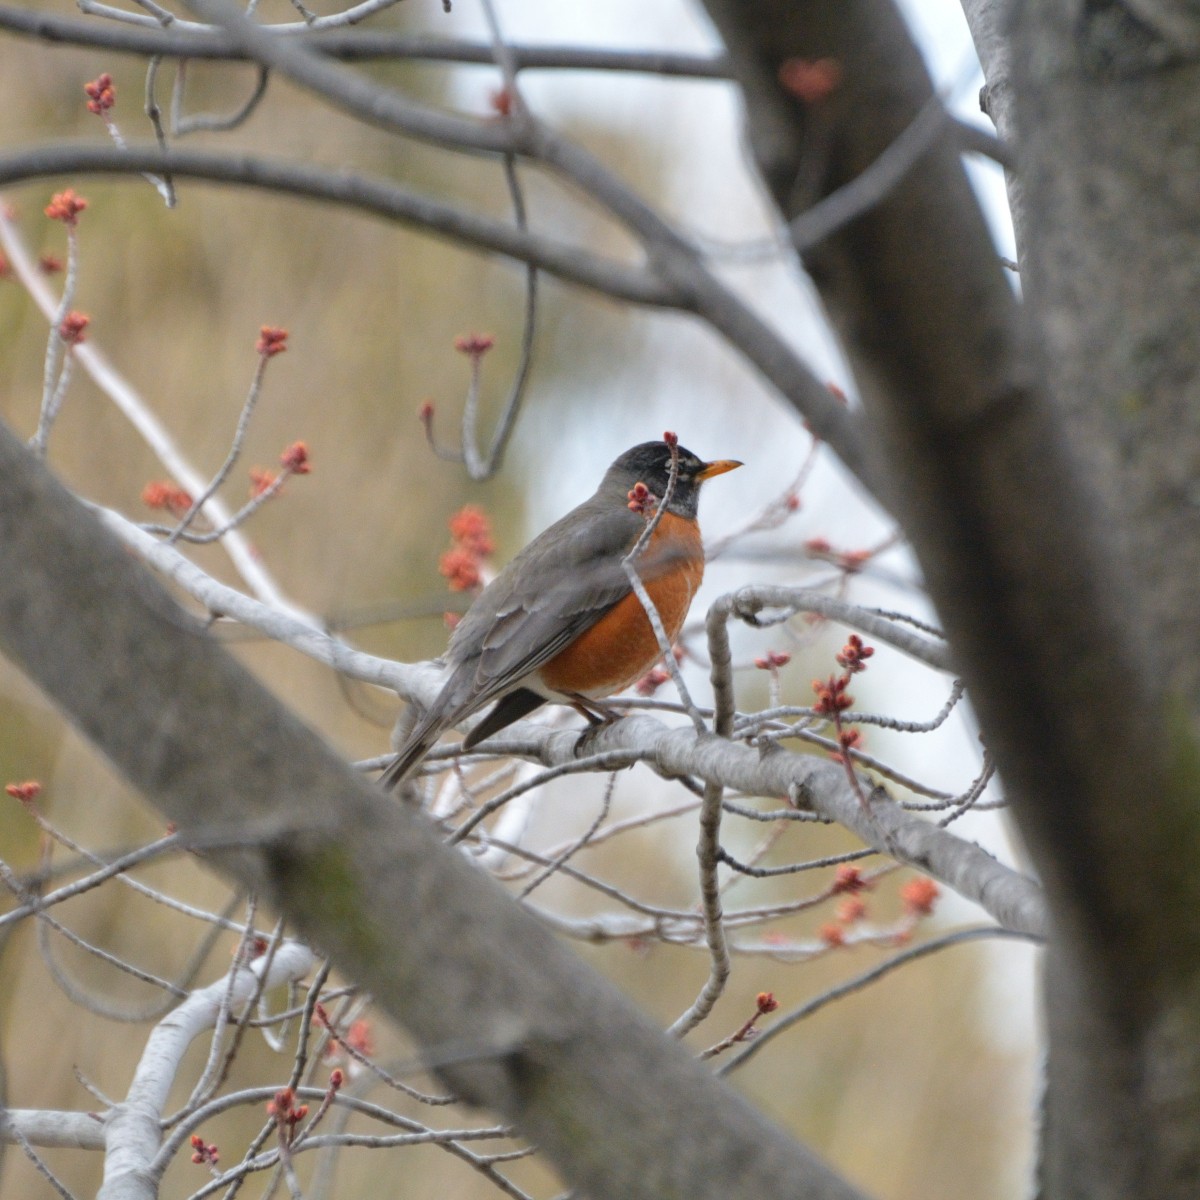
[696,459,743,482]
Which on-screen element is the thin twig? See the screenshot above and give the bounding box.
[31,221,81,457]
[718,927,1040,1075]
[168,344,277,542]
[0,203,304,614]
[517,771,617,900]
[173,63,270,135]
[143,56,178,206]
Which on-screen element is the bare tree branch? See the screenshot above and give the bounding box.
[0,143,672,306]
[0,207,303,615]
[0,139,878,496]
[0,4,730,72]
[92,503,1043,938]
[1,1111,106,1153]
[98,942,315,1200]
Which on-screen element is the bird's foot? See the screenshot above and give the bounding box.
[568,696,624,757]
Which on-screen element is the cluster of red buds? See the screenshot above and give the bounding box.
[5,780,41,805]
[804,537,871,574]
[818,922,846,948]
[267,1087,308,1143]
[231,935,271,965]
[900,876,940,916]
[818,870,940,950]
[248,467,277,498]
[141,481,194,516]
[248,442,311,499]
[814,635,874,715]
[832,727,862,762]
[754,649,791,672]
[635,644,684,696]
[838,636,874,674]
[831,864,870,894]
[449,505,495,556]
[343,1018,375,1058]
[635,666,670,696]
[189,1135,219,1167]
[439,504,495,594]
[84,73,116,115]
[316,1003,376,1080]
[453,332,495,358]
[489,87,513,117]
[280,440,310,474]
[736,991,780,1043]
[712,990,781,1056]
[811,673,853,718]
[256,326,288,358]
[830,863,941,942]
[627,480,657,516]
[813,634,876,772]
[58,311,89,346]
[45,189,88,227]
[777,57,843,104]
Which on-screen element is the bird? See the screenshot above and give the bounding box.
[380,439,741,788]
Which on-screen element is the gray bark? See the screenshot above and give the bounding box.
[700,1,1200,1196]
[1010,2,1200,1195]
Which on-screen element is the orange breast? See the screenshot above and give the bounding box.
[538,512,704,698]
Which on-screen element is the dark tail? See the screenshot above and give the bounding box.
[380,687,548,789]
[378,715,443,790]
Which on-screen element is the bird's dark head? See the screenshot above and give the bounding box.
[604,440,742,519]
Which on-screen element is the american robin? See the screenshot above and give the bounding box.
[381,439,741,788]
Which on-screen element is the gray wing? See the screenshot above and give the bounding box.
[384,500,662,787]
[447,498,642,702]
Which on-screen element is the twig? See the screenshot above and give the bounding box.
[665,777,731,1037]
[0,833,181,931]
[144,56,178,206]
[172,62,270,135]
[622,438,706,731]
[663,582,749,1035]
[713,585,952,671]
[0,10,728,77]
[168,341,280,543]
[517,771,617,900]
[170,902,268,1122]
[31,217,81,458]
[0,145,668,305]
[0,203,304,615]
[448,750,640,846]
[718,927,1039,1075]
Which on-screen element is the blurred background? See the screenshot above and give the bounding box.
[0,1,1036,1197]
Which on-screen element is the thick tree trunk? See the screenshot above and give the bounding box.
[1009,2,1200,1196]
[700,1,1200,1195]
